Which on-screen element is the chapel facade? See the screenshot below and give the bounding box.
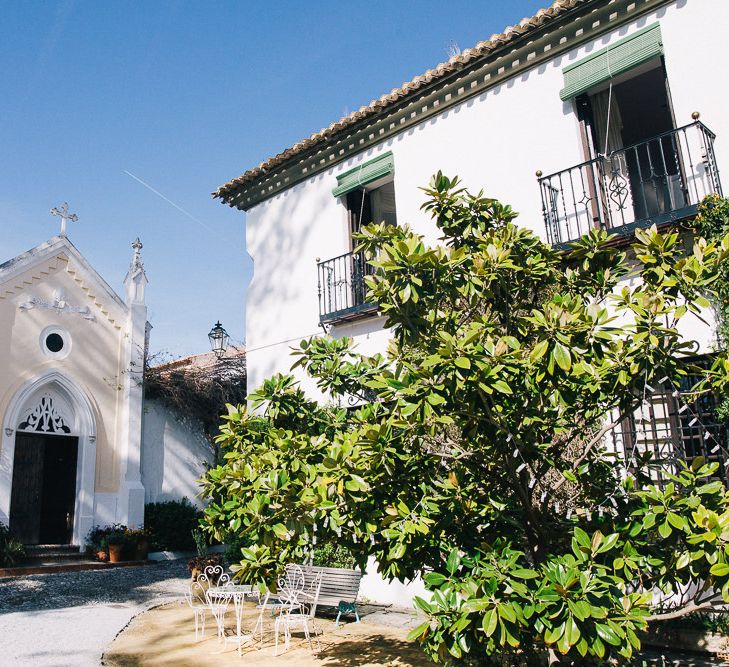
[0,218,148,546]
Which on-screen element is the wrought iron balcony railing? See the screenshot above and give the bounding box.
[538,119,722,246]
[317,250,377,325]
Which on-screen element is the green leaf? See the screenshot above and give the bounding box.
[454,357,471,369]
[658,520,672,539]
[482,608,498,636]
[447,550,461,574]
[596,533,620,554]
[271,523,289,539]
[510,568,539,579]
[529,339,549,362]
[573,527,591,548]
[552,342,572,372]
[544,624,564,645]
[424,572,448,587]
[595,622,621,646]
[497,603,516,623]
[388,543,407,560]
[491,380,513,394]
[406,621,430,641]
[710,563,729,577]
[565,616,581,645]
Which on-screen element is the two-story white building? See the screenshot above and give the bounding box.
[216,0,728,483]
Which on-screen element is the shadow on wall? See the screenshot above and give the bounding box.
[247,143,408,390]
[246,179,334,386]
[141,399,212,507]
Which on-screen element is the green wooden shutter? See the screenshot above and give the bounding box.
[332,151,394,197]
[560,23,663,100]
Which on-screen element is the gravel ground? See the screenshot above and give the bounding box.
[0,560,189,666]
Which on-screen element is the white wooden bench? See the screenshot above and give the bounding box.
[288,564,362,625]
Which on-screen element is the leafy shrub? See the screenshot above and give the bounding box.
[191,528,208,557]
[201,176,729,662]
[223,532,250,566]
[312,542,357,570]
[145,498,202,551]
[661,611,729,635]
[0,523,25,567]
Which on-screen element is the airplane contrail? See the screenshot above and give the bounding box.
[123,170,223,238]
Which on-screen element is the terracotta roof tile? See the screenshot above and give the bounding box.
[214,0,583,203]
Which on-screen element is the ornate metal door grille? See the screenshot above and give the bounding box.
[18,395,72,434]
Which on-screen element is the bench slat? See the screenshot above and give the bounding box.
[287,563,363,606]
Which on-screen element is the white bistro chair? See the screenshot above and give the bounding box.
[254,564,306,645]
[184,579,210,642]
[274,568,324,655]
[201,565,232,641]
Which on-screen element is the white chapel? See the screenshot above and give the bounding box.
[0,206,150,547]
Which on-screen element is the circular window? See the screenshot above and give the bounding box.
[39,326,71,359]
[45,333,64,353]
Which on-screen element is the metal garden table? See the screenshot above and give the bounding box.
[206,585,258,656]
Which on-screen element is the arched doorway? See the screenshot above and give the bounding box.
[10,394,79,544]
[0,372,97,546]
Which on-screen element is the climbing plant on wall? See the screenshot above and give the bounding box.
[144,349,247,460]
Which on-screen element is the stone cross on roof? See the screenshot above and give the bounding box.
[131,238,144,270]
[50,202,78,237]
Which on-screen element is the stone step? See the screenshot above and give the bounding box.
[23,551,88,562]
[22,544,87,566]
[24,544,81,555]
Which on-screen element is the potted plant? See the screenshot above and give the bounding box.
[187,554,223,581]
[126,528,150,561]
[86,524,127,563]
[106,530,128,563]
[0,523,25,567]
[188,528,223,581]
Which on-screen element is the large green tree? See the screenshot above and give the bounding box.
[201,175,729,664]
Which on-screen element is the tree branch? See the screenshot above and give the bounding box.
[548,398,641,497]
[647,599,720,622]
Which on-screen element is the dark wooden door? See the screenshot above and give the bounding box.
[9,433,45,544]
[9,433,78,545]
[40,436,78,544]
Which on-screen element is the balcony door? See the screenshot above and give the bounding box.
[582,60,681,226]
[346,180,397,248]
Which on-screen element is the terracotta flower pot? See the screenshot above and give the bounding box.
[135,539,149,561]
[108,543,125,563]
[96,550,109,562]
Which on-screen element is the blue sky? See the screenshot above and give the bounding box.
[0,0,546,357]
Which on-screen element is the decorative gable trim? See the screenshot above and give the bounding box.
[0,237,127,329]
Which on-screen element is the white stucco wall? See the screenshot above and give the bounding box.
[140,398,212,508]
[243,0,729,398]
[359,557,428,607]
